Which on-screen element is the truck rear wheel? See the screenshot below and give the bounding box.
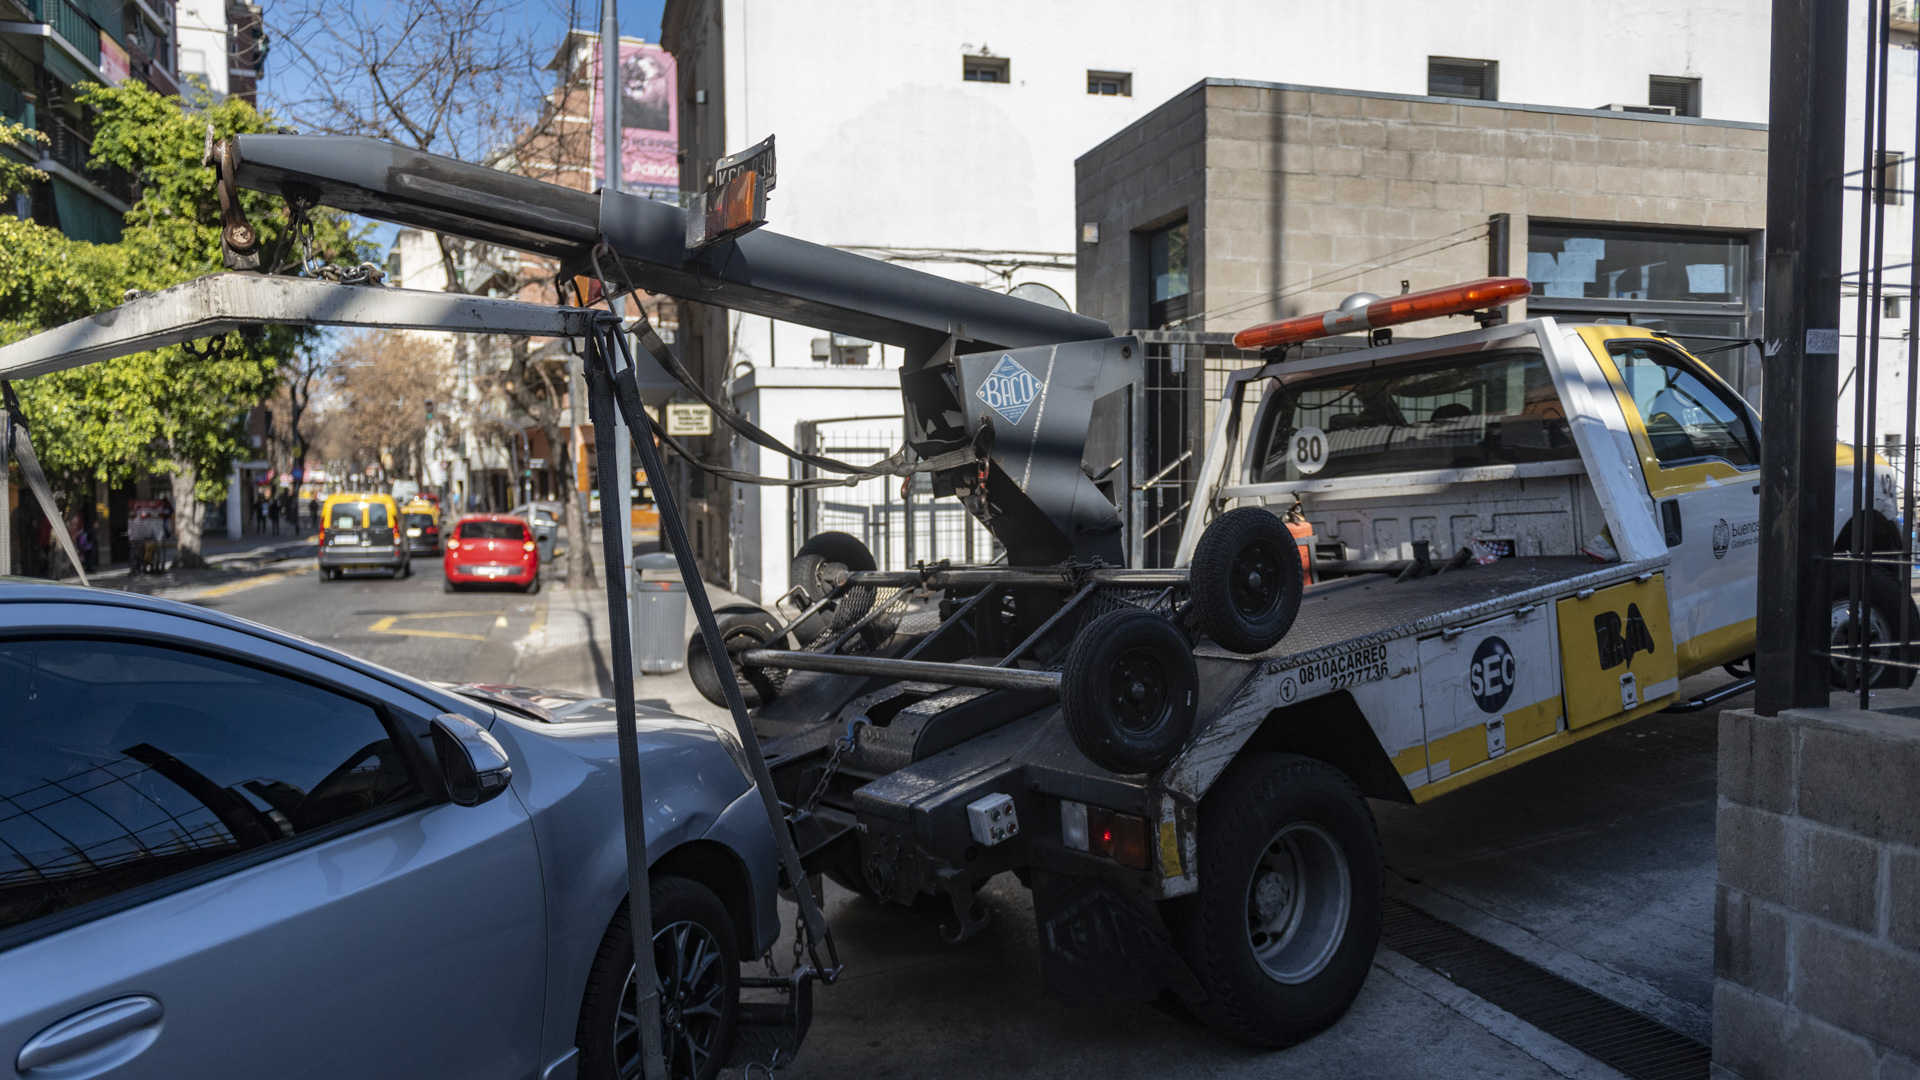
[1061,608,1198,774]
[1190,508,1303,655]
[1172,753,1383,1049]
[1829,571,1920,689]
[688,610,787,709]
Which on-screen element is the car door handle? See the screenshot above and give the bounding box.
[17,996,164,1073]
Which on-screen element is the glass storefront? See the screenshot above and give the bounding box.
[1526,222,1757,391]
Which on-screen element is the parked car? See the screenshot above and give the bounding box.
[0,581,780,1080]
[508,501,564,563]
[445,514,540,593]
[400,498,443,557]
[317,492,411,581]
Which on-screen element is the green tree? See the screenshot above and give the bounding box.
[0,85,370,567]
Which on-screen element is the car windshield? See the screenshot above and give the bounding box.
[460,522,526,540]
[331,502,390,528]
[1252,349,1579,484]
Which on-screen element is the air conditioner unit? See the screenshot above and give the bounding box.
[1597,103,1678,115]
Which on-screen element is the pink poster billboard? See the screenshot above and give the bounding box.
[592,42,679,198]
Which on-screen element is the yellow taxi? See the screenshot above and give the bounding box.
[317,492,411,581]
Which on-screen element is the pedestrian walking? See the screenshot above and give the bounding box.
[71,512,96,573]
[309,497,320,531]
[255,498,268,535]
[267,497,281,536]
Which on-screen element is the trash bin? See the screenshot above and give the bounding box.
[634,552,688,674]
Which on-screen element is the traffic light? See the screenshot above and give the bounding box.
[425,399,435,422]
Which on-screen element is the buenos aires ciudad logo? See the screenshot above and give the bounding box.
[976,354,1043,425]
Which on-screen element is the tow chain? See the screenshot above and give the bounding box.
[279,190,386,286]
[762,717,869,979]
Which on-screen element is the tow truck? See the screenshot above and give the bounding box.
[1,134,1909,1061]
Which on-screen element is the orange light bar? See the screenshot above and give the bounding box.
[1231,276,1533,351]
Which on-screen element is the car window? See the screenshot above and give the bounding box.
[460,522,527,540]
[330,501,391,529]
[1253,349,1578,484]
[0,639,421,934]
[1608,343,1759,469]
[403,513,436,530]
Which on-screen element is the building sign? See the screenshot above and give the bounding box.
[591,41,679,199]
[98,34,130,85]
[665,403,712,436]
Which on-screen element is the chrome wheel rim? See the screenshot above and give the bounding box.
[614,919,727,1080]
[1829,597,1895,687]
[1245,822,1350,984]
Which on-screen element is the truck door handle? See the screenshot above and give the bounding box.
[16,996,164,1073]
[1660,500,1683,547]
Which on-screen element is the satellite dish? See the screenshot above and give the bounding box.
[1009,282,1070,312]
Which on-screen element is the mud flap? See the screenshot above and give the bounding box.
[1031,869,1202,1003]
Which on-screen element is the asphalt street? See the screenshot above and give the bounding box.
[139,546,1733,1079]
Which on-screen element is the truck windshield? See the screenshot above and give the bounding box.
[1252,349,1579,484]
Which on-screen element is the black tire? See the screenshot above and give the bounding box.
[792,532,881,634]
[1829,571,1920,689]
[526,574,542,595]
[1190,508,1303,654]
[688,610,788,709]
[317,565,329,583]
[1060,608,1198,774]
[1169,754,1383,1049]
[577,876,739,1080]
[443,577,457,593]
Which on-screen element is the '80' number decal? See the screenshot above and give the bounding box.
[1293,425,1328,475]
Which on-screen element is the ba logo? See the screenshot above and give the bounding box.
[975,355,1044,426]
[1712,518,1731,560]
[1470,636,1517,713]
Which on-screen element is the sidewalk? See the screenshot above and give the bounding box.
[509,570,743,724]
[36,530,319,593]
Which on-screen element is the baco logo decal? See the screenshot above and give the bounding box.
[1470,636,1517,713]
[976,354,1044,425]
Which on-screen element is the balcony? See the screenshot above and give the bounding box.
[40,116,136,206]
[31,0,101,66]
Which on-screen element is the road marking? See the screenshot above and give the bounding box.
[182,567,308,599]
[368,610,505,642]
[494,615,509,628]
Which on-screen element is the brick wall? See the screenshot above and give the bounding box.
[1075,78,1768,337]
[1716,705,1920,1079]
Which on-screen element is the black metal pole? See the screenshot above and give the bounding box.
[1486,213,1511,326]
[1756,0,1850,714]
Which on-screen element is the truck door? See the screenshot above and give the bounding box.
[1416,604,1561,785]
[1557,573,1681,726]
[1588,334,1762,673]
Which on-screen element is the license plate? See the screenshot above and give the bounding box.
[406,528,422,537]
[477,566,508,577]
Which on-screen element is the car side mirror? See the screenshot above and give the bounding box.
[430,713,513,806]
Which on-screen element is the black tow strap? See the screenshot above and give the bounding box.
[593,317,839,970]
[1,382,89,586]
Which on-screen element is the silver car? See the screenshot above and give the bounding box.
[0,581,780,1080]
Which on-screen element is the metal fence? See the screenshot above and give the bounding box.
[794,418,1000,569]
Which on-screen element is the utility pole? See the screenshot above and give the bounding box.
[1756,0,1849,713]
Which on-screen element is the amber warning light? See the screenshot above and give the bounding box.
[686,135,776,252]
[1231,276,1532,351]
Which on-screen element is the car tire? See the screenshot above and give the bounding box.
[526,574,542,595]
[443,578,457,593]
[1829,571,1920,689]
[317,565,329,583]
[577,877,740,1080]
[793,532,890,639]
[1190,508,1303,654]
[1060,608,1198,774]
[1168,753,1383,1049]
[688,610,787,709]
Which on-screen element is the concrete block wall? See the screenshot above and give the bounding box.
[1075,77,1769,336]
[1715,706,1920,1080]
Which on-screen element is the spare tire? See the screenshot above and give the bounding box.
[1061,608,1199,774]
[688,610,788,709]
[792,531,886,641]
[1191,508,1304,655]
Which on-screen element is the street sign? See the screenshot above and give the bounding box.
[529,457,547,468]
[666,403,713,436]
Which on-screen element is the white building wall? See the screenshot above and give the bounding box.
[175,0,228,97]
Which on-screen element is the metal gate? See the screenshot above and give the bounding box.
[794,417,1001,569]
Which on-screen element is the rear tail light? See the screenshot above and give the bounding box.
[1062,801,1152,870]
[523,541,536,553]
[447,539,460,550]
[426,526,438,535]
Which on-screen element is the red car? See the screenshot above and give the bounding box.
[443,514,540,593]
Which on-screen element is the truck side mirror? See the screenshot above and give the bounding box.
[430,713,513,806]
